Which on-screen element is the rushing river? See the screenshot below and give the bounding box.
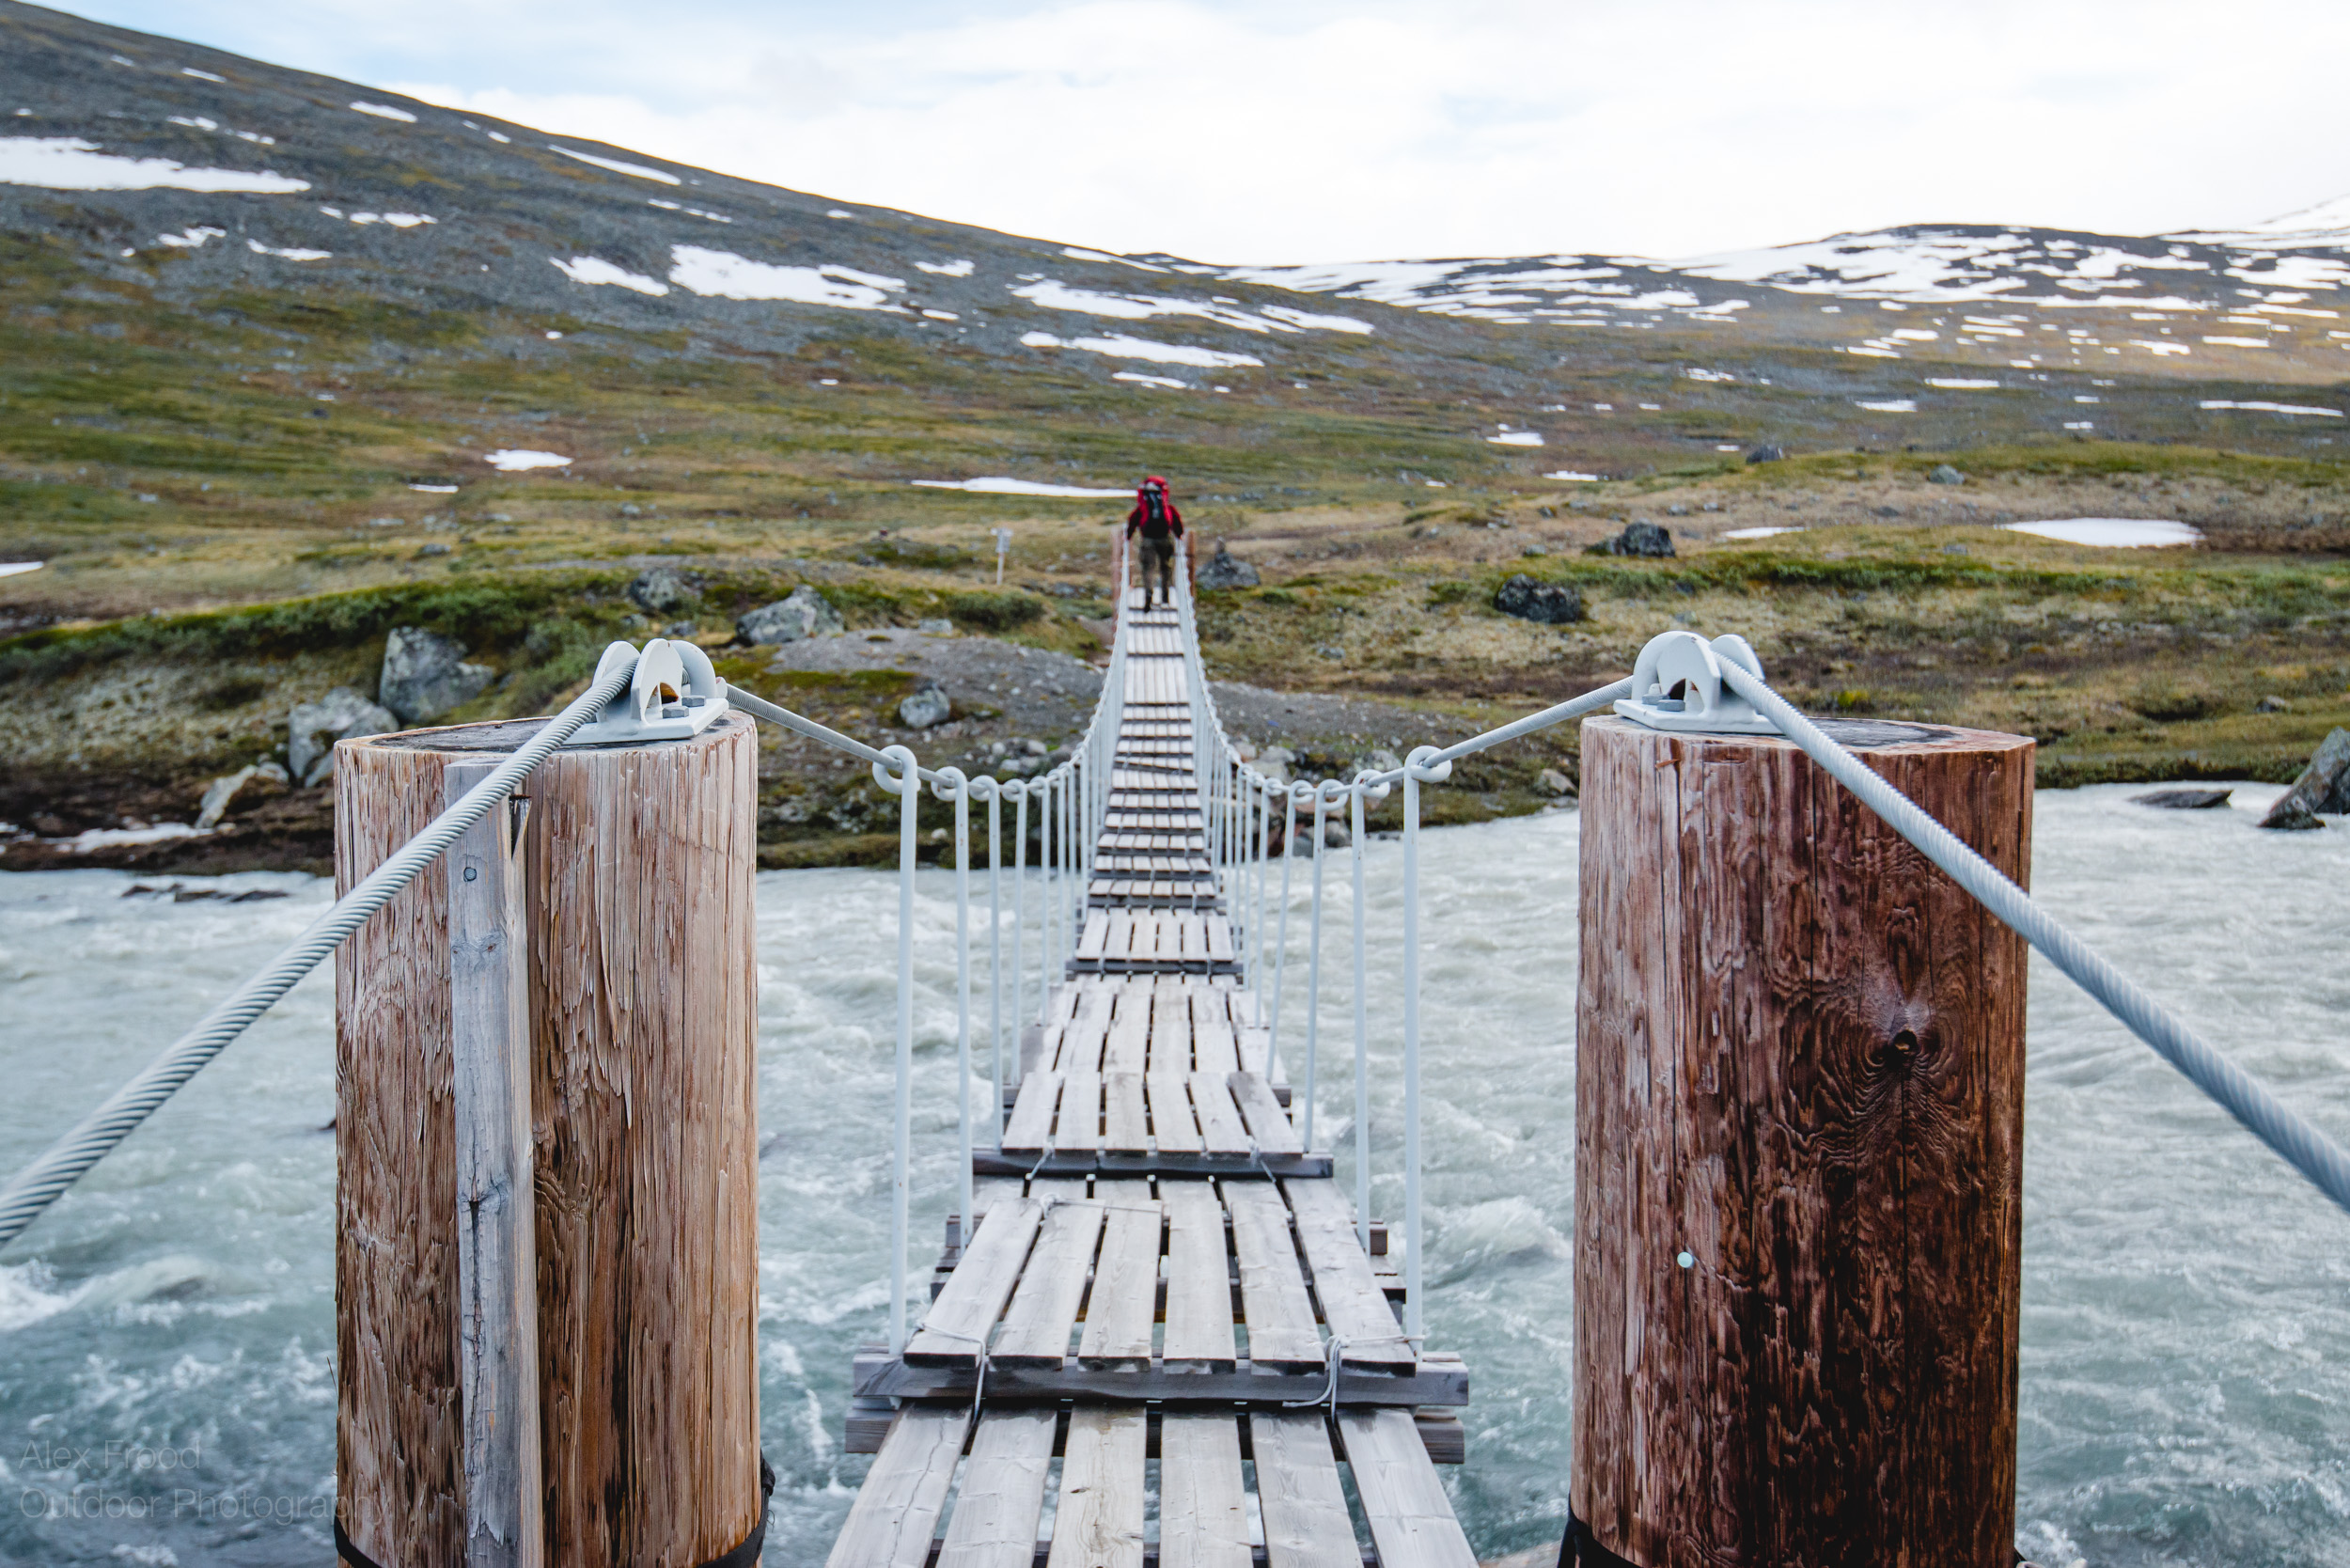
[2,783,2347,1568]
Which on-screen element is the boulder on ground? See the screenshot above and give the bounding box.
[1494,574,1587,623]
[1747,444,1785,464]
[1928,463,1966,485]
[898,683,951,729]
[289,688,397,786]
[1586,522,1675,558]
[628,565,697,615]
[2259,727,2350,827]
[196,766,258,830]
[2255,695,2291,713]
[2263,797,2326,831]
[2132,787,2232,810]
[378,625,493,722]
[737,584,843,645]
[1196,541,1260,589]
[1538,767,1576,797]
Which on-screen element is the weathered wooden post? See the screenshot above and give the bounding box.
[335,712,763,1568]
[1572,714,2033,1567]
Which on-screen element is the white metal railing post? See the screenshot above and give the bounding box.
[1400,745,1449,1341]
[1256,776,1272,1025]
[1041,774,1056,1018]
[871,743,921,1356]
[1350,775,1373,1249]
[1013,781,1031,1035]
[934,766,975,1245]
[984,778,1004,1137]
[1059,770,1073,974]
[1305,779,1340,1152]
[1246,775,1262,1009]
[1270,780,1300,1084]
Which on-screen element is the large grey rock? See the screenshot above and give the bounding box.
[1928,463,1966,485]
[737,584,843,645]
[289,687,397,786]
[1746,444,1785,464]
[898,683,951,729]
[1196,541,1260,589]
[628,565,698,615]
[195,765,258,830]
[2133,787,2232,810]
[1588,522,1675,558]
[378,625,493,722]
[2260,727,2350,828]
[1494,573,1586,623]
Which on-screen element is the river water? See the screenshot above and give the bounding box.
[1,783,2346,1567]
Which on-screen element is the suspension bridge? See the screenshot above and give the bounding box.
[1,536,2346,1568]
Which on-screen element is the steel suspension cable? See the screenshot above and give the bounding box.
[1719,662,2350,1218]
[0,646,642,1252]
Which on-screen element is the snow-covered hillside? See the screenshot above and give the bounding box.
[1221,203,2350,330]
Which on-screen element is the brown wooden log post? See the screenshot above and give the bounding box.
[1571,714,2033,1568]
[336,712,761,1568]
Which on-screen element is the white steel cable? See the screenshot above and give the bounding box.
[0,646,642,1252]
[1718,662,2350,1218]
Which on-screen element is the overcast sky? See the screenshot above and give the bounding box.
[44,0,2350,263]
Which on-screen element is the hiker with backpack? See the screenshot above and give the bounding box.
[1125,475,1185,606]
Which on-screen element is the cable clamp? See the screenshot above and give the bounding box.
[1613,630,1779,736]
[568,639,730,745]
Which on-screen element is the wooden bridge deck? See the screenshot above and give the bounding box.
[827,599,1478,1568]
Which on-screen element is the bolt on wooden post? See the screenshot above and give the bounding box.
[1571,714,2034,1568]
[335,713,762,1568]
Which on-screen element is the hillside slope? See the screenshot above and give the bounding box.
[3,0,2349,872]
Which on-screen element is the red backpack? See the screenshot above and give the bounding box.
[1137,479,1171,537]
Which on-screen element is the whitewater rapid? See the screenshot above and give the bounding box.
[1,783,2345,1567]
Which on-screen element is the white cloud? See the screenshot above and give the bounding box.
[56,0,2350,260]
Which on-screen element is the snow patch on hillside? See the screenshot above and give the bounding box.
[911,477,1130,497]
[1018,330,1262,368]
[1010,279,1370,336]
[552,256,668,296]
[549,145,680,185]
[0,136,308,194]
[668,247,906,309]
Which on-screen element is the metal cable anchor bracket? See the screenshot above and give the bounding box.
[1613,629,1778,736]
[570,637,730,745]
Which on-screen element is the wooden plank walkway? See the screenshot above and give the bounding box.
[828,595,1477,1568]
